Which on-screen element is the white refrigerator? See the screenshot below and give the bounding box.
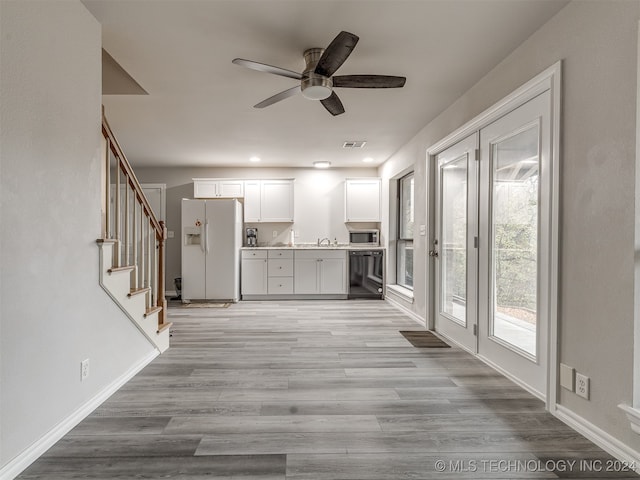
[181,198,243,302]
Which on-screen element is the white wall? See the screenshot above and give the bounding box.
[379,0,640,455]
[0,0,157,471]
[133,166,378,289]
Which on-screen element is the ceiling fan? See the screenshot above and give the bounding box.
[232,31,406,116]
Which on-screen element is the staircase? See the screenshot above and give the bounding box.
[97,112,171,352]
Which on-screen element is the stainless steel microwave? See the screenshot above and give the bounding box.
[349,229,379,246]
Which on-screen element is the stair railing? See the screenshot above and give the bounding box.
[101,111,167,327]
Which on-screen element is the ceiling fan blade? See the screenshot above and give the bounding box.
[233,58,302,80]
[320,92,345,116]
[333,75,406,88]
[254,85,301,109]
[314,31,359,78]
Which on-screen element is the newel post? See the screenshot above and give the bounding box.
[157,220,168,326]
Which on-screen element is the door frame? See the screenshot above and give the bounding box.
[425,61,561,410]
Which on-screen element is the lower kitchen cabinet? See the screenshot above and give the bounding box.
[294,250,347,295]
[241,250,267,295]
[241,248,348,299]
[267,249,293,294]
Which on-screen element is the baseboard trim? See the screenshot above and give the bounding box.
[386,296,425,326]
[554,405,640,474]
[619,403,640,435]
[476,353,546,402]
[0,350,158,480]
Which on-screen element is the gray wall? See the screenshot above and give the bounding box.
[379,0,640,452]
[134,166,378,291]
[0,1,157,468]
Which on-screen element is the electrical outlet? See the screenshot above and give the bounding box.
[272,230,277,238]
[81,358,90,382]
[559,363,575,391]
[576,372,589,400]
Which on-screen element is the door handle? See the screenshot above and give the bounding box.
[429,239,439,258]
[205,221,210,254]
[199,224,206,253]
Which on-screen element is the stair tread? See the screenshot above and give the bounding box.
[108,265,135,274]
[157,322,173,334]
[128,287,151,297]
[144,306,163,317]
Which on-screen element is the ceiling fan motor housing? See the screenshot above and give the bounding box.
[301,48,333,100]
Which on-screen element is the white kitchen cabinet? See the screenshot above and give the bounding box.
[293,257,319,294]
[193,178,244,198]
[243,179,294,223]
[320,257,347,294]
[243,181,261,222]
[345,178,381,222]
[241,250,267,295]
[267,249,293,294]
[294,250,347,294]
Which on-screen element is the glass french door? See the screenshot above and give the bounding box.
[477,90,551,398]
[434,134,478,353]
[433,90,552,399]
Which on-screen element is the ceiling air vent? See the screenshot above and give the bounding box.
[343,141,367,149]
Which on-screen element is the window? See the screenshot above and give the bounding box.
[397,172,414,289]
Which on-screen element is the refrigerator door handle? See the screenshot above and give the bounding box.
[200,224,206,253]
[205,221,210,254]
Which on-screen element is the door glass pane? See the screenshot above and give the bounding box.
[490,125,538,357]
[397,173,414,289]
[441,155,467,325]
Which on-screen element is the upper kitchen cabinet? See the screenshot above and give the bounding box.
[193,178,244,198]
[244,179,294,223]
[344,178,381,222]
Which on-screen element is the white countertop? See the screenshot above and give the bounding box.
[241,245,384,250]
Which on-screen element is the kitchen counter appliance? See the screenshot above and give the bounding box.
[246,227,258,247]
[181,198,242,302]
[348,250,384,299]
[348,228,379,246]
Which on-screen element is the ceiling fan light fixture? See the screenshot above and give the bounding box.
[249,156,261,163]
[301,74,333,101]
[233,32,406,116]
[301,85,332,100]
[313,161,331,169]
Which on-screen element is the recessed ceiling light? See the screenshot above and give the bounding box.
[249,156,261,163]
[363,157,374,163]
[313,161,331,169]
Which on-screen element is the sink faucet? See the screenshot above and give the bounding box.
[317,237,331,246]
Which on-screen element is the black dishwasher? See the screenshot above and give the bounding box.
[348,250,384,299]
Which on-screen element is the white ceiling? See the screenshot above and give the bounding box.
[83,0,568,169]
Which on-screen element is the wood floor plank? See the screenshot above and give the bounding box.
[19,454,286,479]
[41,434,202,457]
[164,414,383,434]
[259,400,458,416]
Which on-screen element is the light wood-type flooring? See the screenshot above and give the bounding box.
[18,300,640,479]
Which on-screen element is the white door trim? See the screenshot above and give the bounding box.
[426,61,561,410]
[620,19,640,435]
